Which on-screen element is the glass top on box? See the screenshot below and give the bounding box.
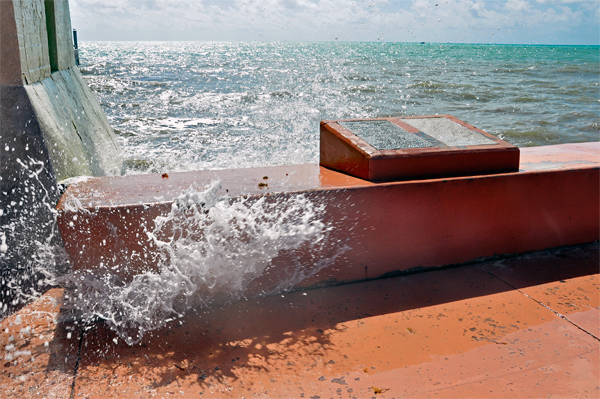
[339,118,496,150]
[403,118,496,147]
[339,120,433,150]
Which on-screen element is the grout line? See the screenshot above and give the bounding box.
[485,270,599,342]
[69,329,85,399]
[416,347,600,397]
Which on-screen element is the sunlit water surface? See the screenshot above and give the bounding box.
[80,41,599,174]
[1,42,598,346]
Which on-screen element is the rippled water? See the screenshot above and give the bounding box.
[79,41,599,175]
[2,42,598,342]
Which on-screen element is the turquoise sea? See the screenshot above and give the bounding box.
[2,41,598,340]
[79,42,600,175]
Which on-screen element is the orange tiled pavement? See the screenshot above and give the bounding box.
[1,243,598,398]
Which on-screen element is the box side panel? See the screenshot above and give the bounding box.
[370,147,521,181]
[320,123,369,180]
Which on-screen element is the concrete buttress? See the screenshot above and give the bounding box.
[0,0,122,315]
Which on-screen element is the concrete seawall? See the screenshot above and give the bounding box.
[0,0,122,314]
[2,0,122,180]
[57,142,599,295]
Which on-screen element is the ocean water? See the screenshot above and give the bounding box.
[79,41,600,175]
[2,42,598,345]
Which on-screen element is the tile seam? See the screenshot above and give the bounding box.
[69,328,84,399]
[484,270,600,341]
[409,346,600,398]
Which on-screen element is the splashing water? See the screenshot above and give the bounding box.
[80,41,600,176]
[7,41,595,344]
[0,158,67,318]
[61,181,345,345]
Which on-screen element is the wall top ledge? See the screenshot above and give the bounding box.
[57,142,599,210]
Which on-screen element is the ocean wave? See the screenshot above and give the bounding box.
[61,182,345,344]
[77,41,599,164]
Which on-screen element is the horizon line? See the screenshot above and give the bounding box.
[75,39,600,47]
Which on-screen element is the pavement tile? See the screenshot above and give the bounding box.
[71,258,597,398]
[0,288,79,398]
[480,244,599,336]
[566,307,600,339]
[2,245,597,398]
[335,318,599,398]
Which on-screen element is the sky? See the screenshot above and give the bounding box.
[69,0,599,45]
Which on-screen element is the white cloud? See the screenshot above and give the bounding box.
[71,0,367,39]
[536,0,595,4]
[505,0,530,11]
[69,0,599,44]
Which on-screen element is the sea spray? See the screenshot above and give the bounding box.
[81,42,600,176]
[62,181,347,345]
[0,157,67,318]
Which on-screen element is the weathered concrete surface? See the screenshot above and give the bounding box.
[0,83,61,316]
[1,244,595,398]
[26,67,123,179]
[56,142,599,288]
[0,0,24,86]
[0,0,122,313]
[12,0,52,85]
[1,0,122,181]
[44,0,76,72]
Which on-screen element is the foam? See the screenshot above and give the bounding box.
[60,181,345,344]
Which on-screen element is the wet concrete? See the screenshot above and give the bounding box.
[0,289,79,398]
[56,142,599,286]
[1,243,597,398]
[1,0,121,313]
